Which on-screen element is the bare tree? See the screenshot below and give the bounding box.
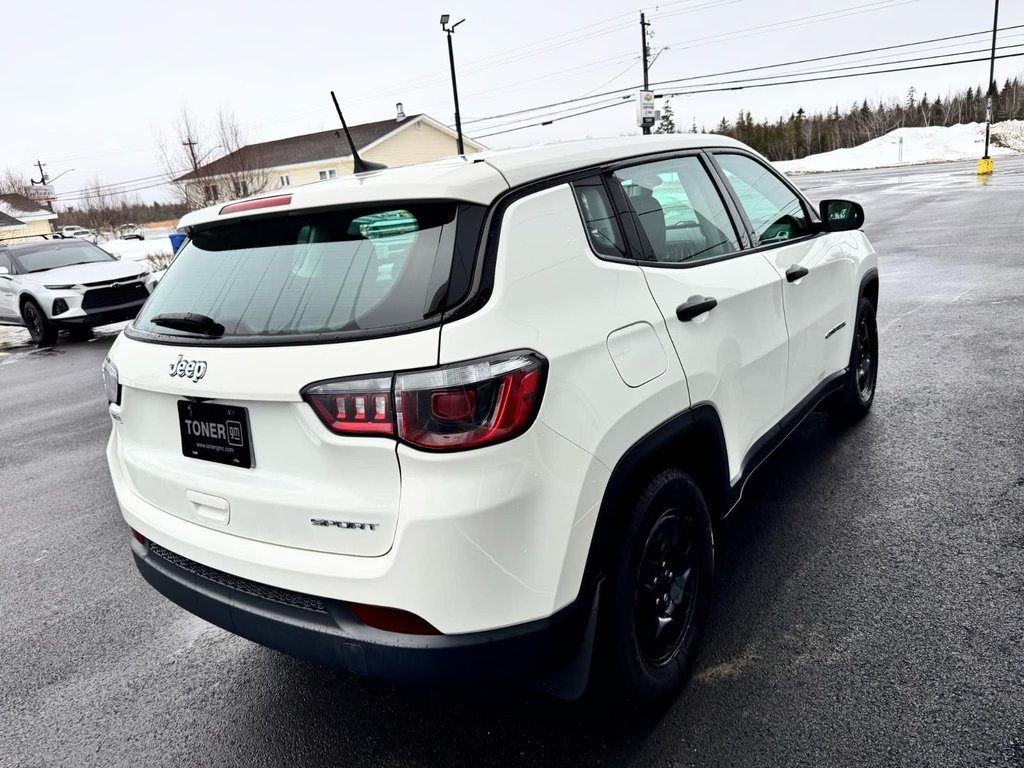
[157,105,212,211]
[0,168,30,195]
[212,107,271,201]
[157,104,270,211]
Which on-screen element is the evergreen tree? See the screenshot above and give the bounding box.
[655,101,677,134]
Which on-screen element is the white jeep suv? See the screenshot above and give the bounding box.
[103,135,878,707]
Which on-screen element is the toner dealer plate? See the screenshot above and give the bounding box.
[177,401,253,469]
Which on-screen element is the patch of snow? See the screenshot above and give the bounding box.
[775,121,1022,174]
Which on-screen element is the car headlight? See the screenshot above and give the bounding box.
[102,357,121,405]
[44,284,75,290]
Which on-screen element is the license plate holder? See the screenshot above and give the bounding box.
[177,400,253,468]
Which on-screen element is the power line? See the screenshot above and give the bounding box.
[656,42,1024,93]
[649,23,1024,88]
[660,51,1024,98]
[475,100,632,138]
[473,49,1024,139]
[462,23,1024,131]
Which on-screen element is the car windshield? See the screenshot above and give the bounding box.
[133,202,467,344]
[15,243,115,272]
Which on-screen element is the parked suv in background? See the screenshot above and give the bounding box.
[120,223,145,240]
[0,237,150,345]
[103,135,878,707]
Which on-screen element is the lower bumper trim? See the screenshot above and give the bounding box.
[133,539,595,685]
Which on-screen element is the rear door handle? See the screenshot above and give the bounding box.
[676,295,718,322]
[786,265,809,282]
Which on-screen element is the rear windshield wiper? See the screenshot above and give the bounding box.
[150,312,225,337]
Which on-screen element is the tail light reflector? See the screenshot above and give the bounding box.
[348,602,440,635]
[301,351,546,450]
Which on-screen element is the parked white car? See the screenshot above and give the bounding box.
[103,135,878,707]
[0,237,150,345]
[59,225,94,241]
[120,223,145,240]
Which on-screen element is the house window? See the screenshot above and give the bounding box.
[278,174,290,188]
[232,181,249,198]
[318,169,338,181]
[203,184,219,202]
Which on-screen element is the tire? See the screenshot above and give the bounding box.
[68,326,94,342]
[21,299,57,347]
[828,296,878,423]
[604,469,714,709]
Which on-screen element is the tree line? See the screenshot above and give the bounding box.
[656,76,1024,161]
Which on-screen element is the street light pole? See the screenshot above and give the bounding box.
[979,0,1000,174]
[983,0,1000,159]
[441,15,466,155]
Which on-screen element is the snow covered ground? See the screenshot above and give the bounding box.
[776,121,1024,174]
[99,227,175,262]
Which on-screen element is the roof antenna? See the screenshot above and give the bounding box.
[331,90,387,174]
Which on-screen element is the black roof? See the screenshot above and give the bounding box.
[176,116,421,182]
[0,211,22,227]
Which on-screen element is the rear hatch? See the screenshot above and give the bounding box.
[111,201,482,557]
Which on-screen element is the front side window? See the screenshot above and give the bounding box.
[715,153,812,246]
[572,177,628,259]
[612,156,740,264]
[132,202,472,344]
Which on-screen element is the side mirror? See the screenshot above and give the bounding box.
[0,266,9,275]
[819,199,864,232]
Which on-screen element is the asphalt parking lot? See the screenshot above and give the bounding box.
[1,159,1022,768]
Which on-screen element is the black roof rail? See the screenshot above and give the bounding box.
[0,233,67,244]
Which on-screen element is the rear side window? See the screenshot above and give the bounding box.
[572,178,628,259]
[133,203,475,344]
[715,153,813,246]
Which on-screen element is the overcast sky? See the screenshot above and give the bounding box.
[4,0,1020,204]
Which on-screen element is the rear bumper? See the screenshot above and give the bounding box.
[132,536,597,685]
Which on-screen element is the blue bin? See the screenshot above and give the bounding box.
[168,233,187,254]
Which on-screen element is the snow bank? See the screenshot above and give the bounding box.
[775,121,1023,174]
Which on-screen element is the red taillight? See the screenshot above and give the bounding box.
[304,376,394,435]
[396,354,545,450]
[302,351,546,450]
[348,602,440,635]
[130,528,146,545]
[219,194,292,215]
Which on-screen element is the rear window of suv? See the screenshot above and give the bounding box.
[132,202,478,345]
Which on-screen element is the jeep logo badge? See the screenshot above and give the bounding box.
[169,354,207,382]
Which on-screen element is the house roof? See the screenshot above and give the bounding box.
[177,115,436,182]
[0,211,23,228]
[0,193,55,220]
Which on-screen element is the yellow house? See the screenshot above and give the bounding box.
[177,112,485,208]
[0,194,59,242]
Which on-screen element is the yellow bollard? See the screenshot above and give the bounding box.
[977,157,995,175]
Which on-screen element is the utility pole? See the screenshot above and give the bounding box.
[640,13,652,135]
[440,15,466,155]
[979,0,1000,174]
[31,160,48,186]
[182,137,201,173]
